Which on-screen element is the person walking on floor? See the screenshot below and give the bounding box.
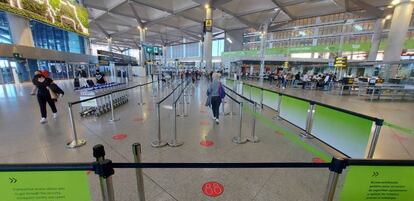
[32,73,58,124]
[206,73,225,124]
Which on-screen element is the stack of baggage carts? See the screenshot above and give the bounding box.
[78,83,129,117]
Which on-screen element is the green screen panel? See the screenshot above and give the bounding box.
[242,84,251,97]
[0,171,92,201]
[279,96,309,130]
[311,105,373,158]
[340,166,414,201]
[225,79,234,88]
[250,86,262,103]
[263,90,279,110]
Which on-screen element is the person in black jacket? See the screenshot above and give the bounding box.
[32,74,58,124]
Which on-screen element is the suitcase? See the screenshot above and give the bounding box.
[87,79,95,87]
[74,78,80,88]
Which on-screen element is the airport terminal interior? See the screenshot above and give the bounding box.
[1,0,414,201]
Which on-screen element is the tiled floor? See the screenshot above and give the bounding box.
[0,77,411,200]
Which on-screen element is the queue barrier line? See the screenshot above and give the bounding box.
[223,80,331,161]
[383,121,414,135]
[1,143,413,201]
[152,80,187,148]
[227,79,385,159]
[241,102,332,162]
[66,78,172,149]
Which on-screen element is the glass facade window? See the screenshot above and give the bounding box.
[30,21,85,54]
[0,12,12,44]
[212,39,224,57]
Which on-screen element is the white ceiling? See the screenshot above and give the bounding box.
[84,0,393,48]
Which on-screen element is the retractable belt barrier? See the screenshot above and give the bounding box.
[0,144,413,201]
[225,79,385,159]
[151,80,187,148]
[66,79,169,149]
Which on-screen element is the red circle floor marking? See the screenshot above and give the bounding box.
[275,131,284,136]
[200,120,209,126]
[200,140,214,147]
[112,133,128,140]
[200,110,208,114]
[312,157,326,163]
[202,181,224,197]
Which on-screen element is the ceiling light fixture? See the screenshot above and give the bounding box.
[391,0,400,6]
[385,15,392,20]
[226,37,233,43]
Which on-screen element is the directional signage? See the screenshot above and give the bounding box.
[340,166,414,201]
[204,19,213,32]
[334,57,347,68]
[0,171,92,201]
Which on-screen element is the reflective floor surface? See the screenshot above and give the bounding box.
[0,77,412,200]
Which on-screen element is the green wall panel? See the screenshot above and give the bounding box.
[311,105,374,158]
[263,90,279,110]
[279,96,309,130]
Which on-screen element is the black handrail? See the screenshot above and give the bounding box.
[157,81,184,104]
[222,83,254,104]
[1,158,413,172]
[173,81,190,105]
[69,80,158,106]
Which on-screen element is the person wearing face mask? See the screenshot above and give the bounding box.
[32,74,58,124]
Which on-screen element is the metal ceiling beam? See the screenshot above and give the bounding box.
[271,0,294,20]
[131,0,227,30]
[85,0,128,20]
[214,5,257,28]
[93,21,110,37]
[348,0,383,18]
[128,0,144,27]
[237,7,279,17]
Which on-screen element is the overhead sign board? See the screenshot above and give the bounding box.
[334,57,347,68]
[204,19,213,32]
[0,171,92,201]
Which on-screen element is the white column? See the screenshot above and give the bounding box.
[163,46,167,67]
[259,24,268,78]
[384,1,414,62]
[384,1,414,79]
[107,37,113,52]
[139,28,146,67]
[183,38,187,57]
[200,41,204,68]
[7,13,34,47]
[368,18,384,61]
[203,4,213,71]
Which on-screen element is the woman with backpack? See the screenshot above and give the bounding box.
[206,73,225,124]
[32,73,58,124]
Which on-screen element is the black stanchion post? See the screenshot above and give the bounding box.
[108,92,120,122]
[301,102,315,139]
[138,85,145,105]
[367,119,384,159]
[93,145,115,201]
[132,143,146,201]
[151,104,167,148]
[273,94,283,120]
[323,158,346,201]
[232,102,247,144]
[247,102,259,143]
[67,103,86,148]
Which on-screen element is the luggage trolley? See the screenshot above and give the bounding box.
[78,83,129,117]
